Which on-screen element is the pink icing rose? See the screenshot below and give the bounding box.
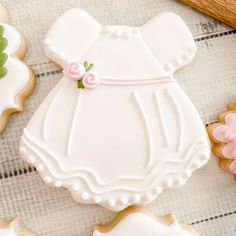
[82,71,100,89]
[213,113,236,173]
[63,62,86,80]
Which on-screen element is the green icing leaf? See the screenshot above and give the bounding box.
[77,80,84,89]
[87,63,94,71]
[0,25,8,78]
[0,25,4,37]
[83,61,94,71]
[0,37,7,51]
[0,52,8,66]
[83,61,89,70]
[0,66,7,78]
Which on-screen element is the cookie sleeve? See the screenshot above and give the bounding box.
[140,12,196,73]
[44,8,102,66]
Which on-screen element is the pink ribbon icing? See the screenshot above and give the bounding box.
[63,62,175,89]
[213,113,236,173]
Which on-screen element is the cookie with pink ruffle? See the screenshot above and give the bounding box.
[207,101,236,178]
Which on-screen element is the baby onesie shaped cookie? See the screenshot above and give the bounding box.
[0,5,35,133]
[0,218,37,236]
[92,207,199,236]
[207,101,236,178]
[20,9,210,211]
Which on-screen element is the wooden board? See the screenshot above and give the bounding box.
[179,0,236,28]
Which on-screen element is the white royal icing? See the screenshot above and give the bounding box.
[0,227,17,236]
[92,212,196,236]
[0,21,31,118]
[20,9,210,211]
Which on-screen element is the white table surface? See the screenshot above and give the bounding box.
[0,0,236,235]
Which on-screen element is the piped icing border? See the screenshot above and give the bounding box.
[163,47,196,73]
[20,132,209,211]
[44,36,196,74]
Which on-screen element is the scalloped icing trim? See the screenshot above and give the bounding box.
[20,133,209,211]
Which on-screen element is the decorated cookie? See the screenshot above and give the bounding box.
[0,4,35,133]
[0,218,37,236]
[207,101,236,178]
[20,9,210,211]
[92,206,199,236]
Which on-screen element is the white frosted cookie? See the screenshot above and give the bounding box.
[0,218,37,236]
[0,4,35,133]
[92,207,199,236]
[20,9,210,211]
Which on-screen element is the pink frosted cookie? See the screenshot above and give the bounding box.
[0,218,37,236]
[20,9,210,211]
[0,4,35,133]
[92,206,199,236]
[207,101,236,178]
